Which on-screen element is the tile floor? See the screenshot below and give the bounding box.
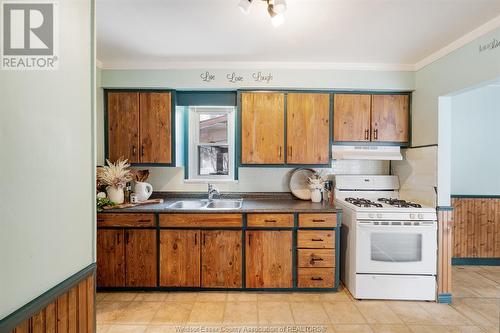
[96,266,500,333]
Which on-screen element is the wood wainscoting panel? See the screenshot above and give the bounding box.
[452,198,500,258]
[437,209,453,298]
[11,273,95,333]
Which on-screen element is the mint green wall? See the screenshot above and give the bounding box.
[451,85,500,195]
[101,68,414,90]
[413,27,500,146]
[0,0,94,319]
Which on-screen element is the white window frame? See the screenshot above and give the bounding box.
[188,106,235,181]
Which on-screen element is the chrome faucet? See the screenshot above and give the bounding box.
[208,183,220,200]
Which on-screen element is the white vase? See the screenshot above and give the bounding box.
[310,188,322,203]
[106,186,124,204]
[134,181,153,202]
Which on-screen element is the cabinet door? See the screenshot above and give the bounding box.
[287,93,330,164]
[201,231,242,288]
[159,230,200,287]
[96,229,125,287]
[125,229,157,287]
[107,92,140,163]
[246,230,293,288]
[371,94,409,142]
[139,92,172,163]
[241,92,285,164]
[333,94,371,142]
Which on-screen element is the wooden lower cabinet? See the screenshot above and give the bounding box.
[245,230,293,288]
[96,229,125,287]
[125,229,157,287]
[160,230,201,287]
[201,230,242,288]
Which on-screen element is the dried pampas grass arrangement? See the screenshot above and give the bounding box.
[97,158,133,188]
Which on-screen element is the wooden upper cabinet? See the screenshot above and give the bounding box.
[107,92,140,162]
[287,93,330,164]
[139,92,172,163]
[333,94,371,142]
[125,229,157,287]
[371,94,409,142]
[201,230,242,288]
[160,230,200,287]
[241,92,285,164]
[96,229,125,287]
[245,230,293,288]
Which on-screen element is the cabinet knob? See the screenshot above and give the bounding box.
[374,129,378,140]
[278,146,282,158]
[365,129,369,141]
[132,146,137,156]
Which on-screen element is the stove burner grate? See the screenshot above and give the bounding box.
[377,198,422,208]
[345,197,383,208]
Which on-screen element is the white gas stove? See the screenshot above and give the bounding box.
[335,175,437,301]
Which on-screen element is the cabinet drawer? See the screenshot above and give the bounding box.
[298,249,335,268]
[297,230,334,249]
[298,268,334,288]
[247,214,294,227]
[97,213,155,227]
[299,214,336,228]
[160,214,243,227]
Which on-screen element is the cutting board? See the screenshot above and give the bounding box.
[103,198,164,210]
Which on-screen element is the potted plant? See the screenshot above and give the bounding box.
[96,158,132,204]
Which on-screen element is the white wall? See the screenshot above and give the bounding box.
[450,84,500,195]
[0,0,94,319]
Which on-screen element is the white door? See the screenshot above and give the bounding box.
[356,221,437,275]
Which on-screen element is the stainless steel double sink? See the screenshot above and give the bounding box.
[167,199,243,210]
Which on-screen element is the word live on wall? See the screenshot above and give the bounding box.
[478,37,500,53]
[200,71,274,84]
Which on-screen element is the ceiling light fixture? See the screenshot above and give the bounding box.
[238,0,252,14]
[238,0,287,27]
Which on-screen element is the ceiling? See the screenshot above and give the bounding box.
[96,0,500,69]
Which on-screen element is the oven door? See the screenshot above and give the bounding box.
[356,221,437,275]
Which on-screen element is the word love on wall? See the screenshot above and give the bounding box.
[199,71,275,85]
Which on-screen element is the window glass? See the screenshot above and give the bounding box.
[199,114,228,144]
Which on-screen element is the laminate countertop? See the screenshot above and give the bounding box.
[100,192,340,214]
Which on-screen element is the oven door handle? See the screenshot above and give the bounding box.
[357,222,436,227]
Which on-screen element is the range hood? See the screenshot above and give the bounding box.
[332,145,403,161]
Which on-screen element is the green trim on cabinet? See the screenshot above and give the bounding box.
[437,293,452,304]
[452,258,500,266]
[176,91,237,106]
[0,263,96,333]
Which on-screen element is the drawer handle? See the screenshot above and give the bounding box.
[264,219,277,223]
[312,219,326,222]
[311,238,324,242]
[311,258,324,262]
[311,277,324,281]
[138,219,151,223]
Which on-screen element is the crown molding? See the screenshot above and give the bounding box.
[415,14,500,71]
[99,61,415,72]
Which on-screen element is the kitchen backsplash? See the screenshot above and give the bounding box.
[133,160,389,192]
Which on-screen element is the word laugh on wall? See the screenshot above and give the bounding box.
[200,71,274,84]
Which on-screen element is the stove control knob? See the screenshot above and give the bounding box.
[418,213,424,219]
[410,213,416,219]
[369,213,375,218]
[377,213,382,218]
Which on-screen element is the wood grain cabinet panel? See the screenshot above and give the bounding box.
[201,230,242,288]
[245,230,293,288]
[96,229,125,287]
[297,230,335,249]
[286,93,330,164]
[298,249,335,268]
[97,213,155,227]
[333,94,371,142]
[371,94,409,142]
[241,92,285,164]
[139,92,172,163]
[247,213,294,227]
[107,92,140,163]
[297,268,334,288]
[160,230,201,287]
[125,229,157,287]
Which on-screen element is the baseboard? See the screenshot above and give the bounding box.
[452,258,500,266]
[0,263,96,332]
[437,293,452,304]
